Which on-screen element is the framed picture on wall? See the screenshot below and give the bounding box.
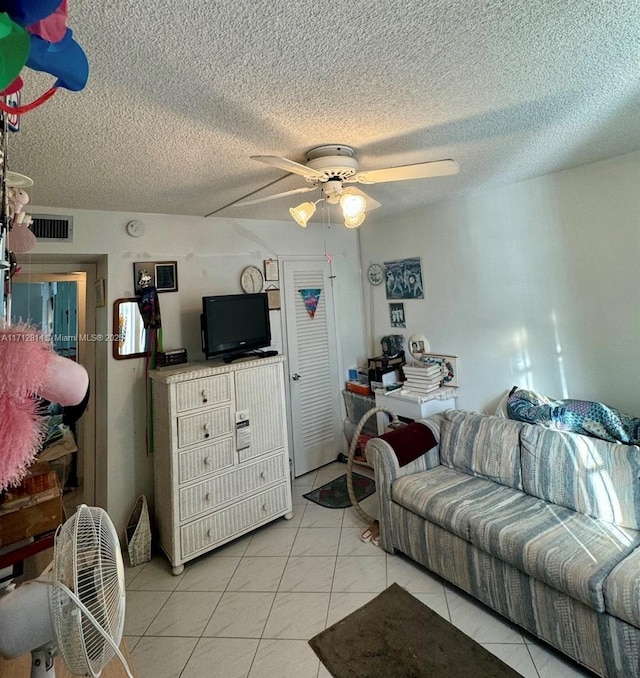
[133,261,178,294]
[264,259,279,281]
[266,286,281,310]
[389,302,406,327]
[155,262,178,292]
[384,257,424,299]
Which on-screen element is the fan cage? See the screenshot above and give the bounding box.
[50,505,126,676]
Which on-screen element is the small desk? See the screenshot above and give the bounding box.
[374,387,457,434]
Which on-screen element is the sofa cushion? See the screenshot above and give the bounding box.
[464,491,640,611]
[440,410,524,490]
[391,465,498,543]
[603,546,640,627]
[391,466,640,611]
[520,425,640,529]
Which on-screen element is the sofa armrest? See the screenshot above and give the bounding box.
[366,415,442,552]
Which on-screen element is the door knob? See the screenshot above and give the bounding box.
[291,373,301,381]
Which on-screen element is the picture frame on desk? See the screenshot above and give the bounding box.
[422,353,459,387]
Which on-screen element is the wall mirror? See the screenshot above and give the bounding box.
[113,298,147,360]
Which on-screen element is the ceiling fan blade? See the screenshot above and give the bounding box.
[353,159,459,184]
[345,186,382,211]
[251,155,324,180]
[231,185,317,207]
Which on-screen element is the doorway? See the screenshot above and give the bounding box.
[9,265,97,508]
[281,257,343,477]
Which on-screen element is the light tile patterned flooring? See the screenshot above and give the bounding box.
[124,462,596,678]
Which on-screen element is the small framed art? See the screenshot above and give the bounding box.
[266,286,281,310]
[389,302,406,328]
[264,258,279,281]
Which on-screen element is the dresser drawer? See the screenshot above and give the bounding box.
[178,437,235,484]
[177,406,233,449]
[181,483,290,559]
[175,374,231,413]
[179,453,286,521]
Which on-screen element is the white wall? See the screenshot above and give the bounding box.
[360,150,640,417]
[26,211,366,534]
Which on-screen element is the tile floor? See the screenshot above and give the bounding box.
[123,462,596,678]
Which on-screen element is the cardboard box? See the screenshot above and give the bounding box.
[0,477,62,548]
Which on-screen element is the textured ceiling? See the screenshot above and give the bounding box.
[9,0,640,224]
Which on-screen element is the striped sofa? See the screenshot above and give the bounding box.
[367,409,640,677]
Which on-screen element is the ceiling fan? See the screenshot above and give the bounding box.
[225,145,459,227]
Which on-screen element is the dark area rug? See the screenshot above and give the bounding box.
[303,472,375,509]
[309,583,522,678]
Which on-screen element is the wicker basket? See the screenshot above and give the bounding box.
[125,494,152,567]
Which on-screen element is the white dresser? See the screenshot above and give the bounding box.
[149,356,293,574]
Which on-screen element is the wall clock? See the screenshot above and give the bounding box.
[367,263,384,285]
[240,265,264,293]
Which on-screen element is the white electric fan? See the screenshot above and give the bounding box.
[0,504,133,677]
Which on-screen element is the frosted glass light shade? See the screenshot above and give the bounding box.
[340,193,366,219]
[344,212,365,229]
[289,201,316,227]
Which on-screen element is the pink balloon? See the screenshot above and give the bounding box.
[38,352,88,406]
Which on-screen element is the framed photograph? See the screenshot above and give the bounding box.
[264,258,279,281]
[266,286,281,310]
[155,262,178,292]
[94,278,106,308]
[384,257,424,299]
[422,353,459,387]
[134,261,178,294]
[389,302,406,328]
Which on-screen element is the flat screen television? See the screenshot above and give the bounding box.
[201,293,272,362]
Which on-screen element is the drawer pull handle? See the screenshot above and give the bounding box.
[203,423,210,439]
[202,390,209,403]
[260,471,266,480]
[208,529,213,538]
[205,493,210,501]
[203,457,210,465]
[262,503,268,512]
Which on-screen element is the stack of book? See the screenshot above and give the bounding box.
[402,362,443,395]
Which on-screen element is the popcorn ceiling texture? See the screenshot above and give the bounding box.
[9,0,640,222]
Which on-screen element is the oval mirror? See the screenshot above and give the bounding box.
[113,298,147,360]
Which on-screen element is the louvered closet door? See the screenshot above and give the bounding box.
[282,258,342,477]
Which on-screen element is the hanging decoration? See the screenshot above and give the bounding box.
[0,0,89,115]
[299,288,322,318]
[136,279,163,457]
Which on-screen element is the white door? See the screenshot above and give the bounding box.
[282,258,342,477]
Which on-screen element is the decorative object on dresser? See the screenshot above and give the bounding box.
[149,356,293,575]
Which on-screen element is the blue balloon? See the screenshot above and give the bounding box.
[0,0,63,26]
[26,27,88,91]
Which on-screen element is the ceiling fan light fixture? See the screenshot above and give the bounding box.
[339,192,366,220]
[344,212,365,229]
[289,201,317,227]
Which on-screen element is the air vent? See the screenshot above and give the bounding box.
[30,214,73,242]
